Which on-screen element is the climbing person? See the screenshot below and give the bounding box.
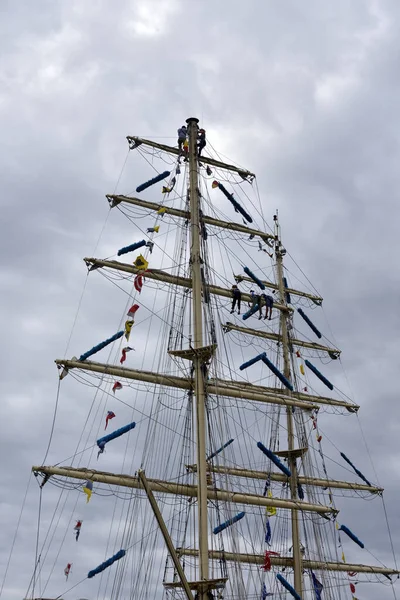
[258,293,274,320]
[183,138,189,161]
[230,284,241,314]
[177,125,187,152]
[249,289,257,307]
[198,128,206,157]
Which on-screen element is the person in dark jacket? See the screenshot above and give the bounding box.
[230,284,241,314]
[198,128,206,157]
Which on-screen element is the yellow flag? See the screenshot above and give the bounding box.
[157,207,167,215]
[300,364,305,375]
[134,254,149,271]
[266,489,277,516]
[212,180,219,189]
[83,480,93,503]
[124,320,134,341]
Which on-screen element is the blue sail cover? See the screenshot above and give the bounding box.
[339,524,364,548]
[213,511,245,534]
[305,359,334,390]
[276,574,302,600]
[340,452,372,487]
[117,240,146,256]
[297,308,322,338]
[88,549,126,578]
[242,304,259,320]
[283,277,291,304]
[257,442,291,477]
[216,182,253,223]
[97,422,136,451]
[240,352,293,390]
[207,438,234,461]
[79,331,124,362]
[243,266,265,290]
[136,171,170,193]
[261,354,293,391]
[239,353,264,370]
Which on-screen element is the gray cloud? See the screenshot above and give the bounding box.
[1,1,400,599]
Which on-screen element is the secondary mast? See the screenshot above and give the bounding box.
[186,117,210,596]
[274,214,303,596]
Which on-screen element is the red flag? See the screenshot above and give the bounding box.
[64,563,72,579]
[127,304,140,319]
[112,381,122,394]
[261,551,280,571]
[74,520,82,541]
[120,346,134,364]
[350,583,356,593]
[105,411,116,429]
[134,274,143,293]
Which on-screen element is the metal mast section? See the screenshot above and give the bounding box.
[273,214,303,596]
[186,117,210,595]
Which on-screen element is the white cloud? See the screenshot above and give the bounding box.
[126,0,178,37]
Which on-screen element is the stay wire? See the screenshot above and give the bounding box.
[41,379,61,465]
[64,148,129,358]
[30,487,43,599]
[0,473,33,599]
[49,501,190,600]
[381,494,399,572]
[39,150,131,478]
[28,150,133,595]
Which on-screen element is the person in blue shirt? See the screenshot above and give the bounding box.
[258,293,274,320]
[249,290,257,307]
[177,125,187,152]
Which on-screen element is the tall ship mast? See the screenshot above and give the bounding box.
[23,117,397,599]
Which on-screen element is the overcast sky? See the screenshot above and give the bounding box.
[1,1,400,599]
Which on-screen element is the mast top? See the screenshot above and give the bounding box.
[186,117,199,125]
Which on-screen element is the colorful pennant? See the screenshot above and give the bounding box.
[105,410,116,430]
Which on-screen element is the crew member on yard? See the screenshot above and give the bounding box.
[230,285,241,314]
[258,293,274,320]
[249,290,257,307]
